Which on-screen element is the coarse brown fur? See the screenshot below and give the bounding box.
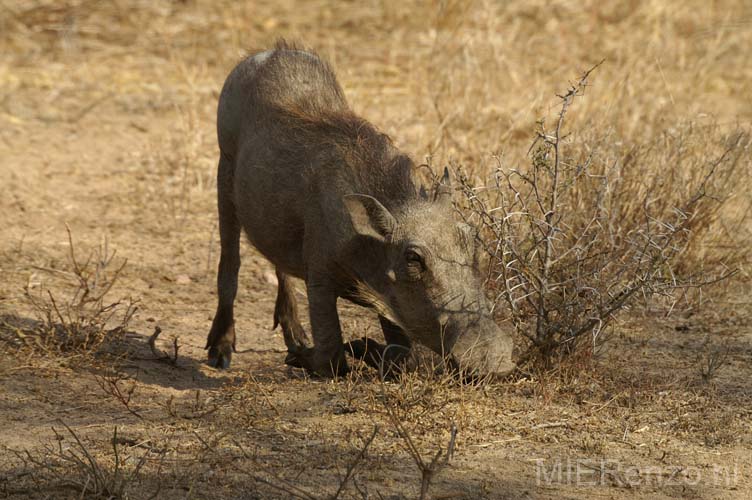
[205,40,515,377]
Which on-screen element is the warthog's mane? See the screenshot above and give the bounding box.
[253,40,419,210]
[271,104,418,210]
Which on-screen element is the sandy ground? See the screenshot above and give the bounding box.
[1,1,751,499]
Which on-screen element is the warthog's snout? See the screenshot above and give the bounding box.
[448,316,516,379]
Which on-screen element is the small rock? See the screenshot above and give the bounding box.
[333,404,356,415]
[263,270,278,286]
[175,274,191,285]
[263,18,279,30]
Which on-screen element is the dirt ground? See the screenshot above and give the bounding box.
[1,1,751,499]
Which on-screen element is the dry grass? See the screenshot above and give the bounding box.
[5,423,164,499]
[1,1,751,499]
[16,227,137,362]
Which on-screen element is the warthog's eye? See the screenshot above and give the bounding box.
[404,247,425,279]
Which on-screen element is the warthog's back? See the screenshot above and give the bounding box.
[216,42,414,279]
[215,43,354,278]
[217,42,348,161]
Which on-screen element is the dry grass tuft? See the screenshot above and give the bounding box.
[697,341,731,384]
[19,227,137,362]
[146,99,216,224]
[6,423,164,499]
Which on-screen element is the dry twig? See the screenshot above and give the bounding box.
[147,326,180,366]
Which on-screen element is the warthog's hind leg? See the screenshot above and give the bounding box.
[273,269,310,358]
[206,154,240,369]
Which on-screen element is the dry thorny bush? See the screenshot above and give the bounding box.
[455,65,751,370]
[19,227,137,361]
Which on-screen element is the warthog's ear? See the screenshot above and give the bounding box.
[434,167,452,206]
[343,194,396,241]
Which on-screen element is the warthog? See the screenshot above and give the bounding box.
[205,41,515,378]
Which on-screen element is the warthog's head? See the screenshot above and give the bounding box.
[344,169,515,378]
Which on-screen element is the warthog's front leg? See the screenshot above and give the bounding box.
[285,276,349,377]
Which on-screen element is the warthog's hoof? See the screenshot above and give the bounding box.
[285,346,349,377]
[284,346,317,373]
[208,344,232,369]
[284,350,305,369]
[346,337,409,379]
[345,338,368,359]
